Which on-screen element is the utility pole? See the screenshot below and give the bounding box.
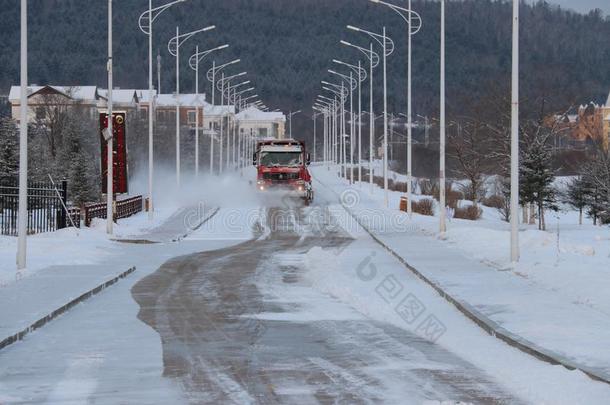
[17,0,28,270]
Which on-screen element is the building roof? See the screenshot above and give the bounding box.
[155,93,208,107]
[98,89,139,104]
[136,89,158,104]
[9,85,100,102]
[203,101,235,116]
[236,106,285,122]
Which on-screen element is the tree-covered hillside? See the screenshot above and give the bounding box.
[0,0,609,138]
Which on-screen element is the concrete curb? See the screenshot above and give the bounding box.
[0,266,136,352]
[315,176,610,386]
[113,206,220,245]
[173,206,220,242]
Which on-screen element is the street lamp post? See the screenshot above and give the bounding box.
[316,97,334,167]
[341,40,379,192]
[333,59,366,186]
[139,0,186,219]
[17,0,27,270]
[206,59,240,174]
[511,0,520,262]
[321,94,338,167]
[217,72,246,172]
[168,24,216,186]
[288,110,301,139]
[106,0,113,235]
[440,0,446,234]
[189,43,229,179]
[323,82,348,178]
[207,58,240,105]
[348,25,394,206]
[329,69,356,184]
[370,0,422,215]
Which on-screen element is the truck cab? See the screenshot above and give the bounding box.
[253,139,314,204]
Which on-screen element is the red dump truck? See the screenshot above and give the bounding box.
[253,139,314,204]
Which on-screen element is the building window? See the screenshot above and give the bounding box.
[187,110,196,124]
[258,128,268,137]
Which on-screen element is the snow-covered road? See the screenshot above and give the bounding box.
[132,200,519,404]
[1,169,610,404]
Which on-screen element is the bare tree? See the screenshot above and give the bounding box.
[448,117,490,205]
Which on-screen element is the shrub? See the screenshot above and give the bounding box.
[419,179,439,196]
[412,198,435,216]
[392,181,408,193]
[482,195,504,209]
[454,205,482,220]
[434,183,462,209]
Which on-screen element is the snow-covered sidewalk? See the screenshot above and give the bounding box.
[312,165,610,383]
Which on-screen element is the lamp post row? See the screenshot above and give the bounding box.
[316,0,520,262]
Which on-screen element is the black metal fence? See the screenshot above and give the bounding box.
[0,177,78,236]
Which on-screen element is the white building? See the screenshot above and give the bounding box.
[203,101,235,137]
[97,89,139,111]
[8,85,102,124]
[235,106,286,139]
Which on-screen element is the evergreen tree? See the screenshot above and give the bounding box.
[581,158,610,225]
[564,177,588,225]
[58,114,98,206]
[0,116,19,177]
[520,139,558,230]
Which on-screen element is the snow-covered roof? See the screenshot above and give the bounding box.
[155,93,207,107]
[236,106,285,122]
[136,89,157,103]
[9,85,100,102]
[98,89,139,104]
[203,101,235,116]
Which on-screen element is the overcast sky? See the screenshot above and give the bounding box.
[535,0,609,15]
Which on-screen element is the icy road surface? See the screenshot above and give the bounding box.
[2,169,610,404]
[132,203,520,404]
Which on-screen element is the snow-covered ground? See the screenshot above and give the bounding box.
[312,164,610,384]
[0,169,264,403]
[251,176,610,404]
[0,170,256,286]
[348,162,610,315]
[2,163,610,403]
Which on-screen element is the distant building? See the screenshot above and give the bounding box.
[98,89,139,112]
[236,106,286,139]
[155,93,208,128]
[546,91,610,152]
[8,85,103,124]
[573,100,610,152]
[202,101,235,140]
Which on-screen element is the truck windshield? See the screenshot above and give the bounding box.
[259,151,302,167]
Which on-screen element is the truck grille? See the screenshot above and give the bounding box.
[263,172,299,181]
